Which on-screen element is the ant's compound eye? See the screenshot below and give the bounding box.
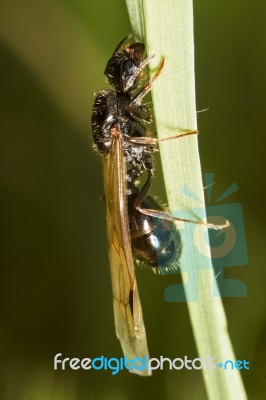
[127,42,145,63]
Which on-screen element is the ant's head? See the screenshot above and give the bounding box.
[104,42,145,92]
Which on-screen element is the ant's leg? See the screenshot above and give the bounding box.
[134,173,230,230]
[156,130,199,142]
[134,172,153,209]
[129,57,165,106]
[124,54,156,92]
[137,207,230,230]
[113,34,132,54]
[134,156,229,230]
[133,167,229,230]
[128,130,199,146]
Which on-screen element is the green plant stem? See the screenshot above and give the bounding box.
[125,0,247,398]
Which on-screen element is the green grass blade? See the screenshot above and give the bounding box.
[125,0,248,398]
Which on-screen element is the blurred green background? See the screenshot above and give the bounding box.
[0,0,265,399]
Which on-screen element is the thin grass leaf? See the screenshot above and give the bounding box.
[125,0,247,398]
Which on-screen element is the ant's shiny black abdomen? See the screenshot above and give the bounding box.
[128,192,182,272]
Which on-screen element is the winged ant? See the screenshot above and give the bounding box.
[91,34,228,373]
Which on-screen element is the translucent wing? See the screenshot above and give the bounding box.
[102,127,150,376]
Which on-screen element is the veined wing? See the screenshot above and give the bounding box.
[102,127,150,376]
